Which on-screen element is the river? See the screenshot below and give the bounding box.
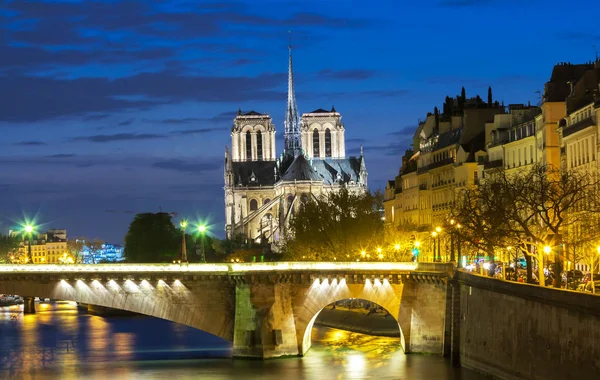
[0,301,487,379]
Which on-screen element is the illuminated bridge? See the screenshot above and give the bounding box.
[0,262,453,359]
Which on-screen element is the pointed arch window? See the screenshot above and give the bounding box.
[257,131,263,161]
[250,199,258,211]
[246,131,252,161]
[313,129,320,157]
[325,128,332,157]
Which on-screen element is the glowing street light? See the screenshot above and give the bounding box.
[394,244,400,251]
[197,224,207,263]
[376,247,382,254]
[543,246,551,254]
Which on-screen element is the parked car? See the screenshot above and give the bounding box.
[578,281,600,294]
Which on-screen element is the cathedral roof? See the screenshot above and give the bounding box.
[281,155,322,181]
[231,161,277,186]
[242,110,265,116]
[309,108,332,114]
[310,157,362,185]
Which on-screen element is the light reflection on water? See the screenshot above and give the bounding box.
[0,302,487,380]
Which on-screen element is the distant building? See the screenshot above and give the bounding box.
[11,229,68,264]
[79,242,124,264]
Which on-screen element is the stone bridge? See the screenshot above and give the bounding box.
[0,262,452,359]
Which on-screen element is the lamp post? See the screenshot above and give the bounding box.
[180,220,188,263]
[198,224,207,263]
[539,245,551,287]
[24,224,34,264]
[449,219,456,263]
[592,246,600,294]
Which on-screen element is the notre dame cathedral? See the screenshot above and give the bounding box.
[223,45,368,243]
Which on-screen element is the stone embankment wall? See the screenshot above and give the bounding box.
[454,271,600,380]
[314,308,400,337]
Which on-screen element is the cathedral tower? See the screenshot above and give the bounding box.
[301,106,346,159]
[284,38,302,157]
[230,110,276,162]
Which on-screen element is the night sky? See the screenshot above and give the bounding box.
[1,0,599,243]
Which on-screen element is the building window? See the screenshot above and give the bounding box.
[325,128,331,157]
[250,199,258,211]
[256,131,263,161]
[264,198,271,206]
[246,131,252,161]
[313,129,320,157]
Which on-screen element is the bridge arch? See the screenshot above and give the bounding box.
[293,277,408,356]
[0,277,235,342]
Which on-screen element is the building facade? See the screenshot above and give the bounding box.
[385,60,600,266]
[11,229,68,264]
[224,46,367,243]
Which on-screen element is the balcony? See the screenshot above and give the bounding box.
[563,117,595,138]
[416,157,455,174]
[484,159,503,170]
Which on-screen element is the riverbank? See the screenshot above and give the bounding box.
[314,307,400,337]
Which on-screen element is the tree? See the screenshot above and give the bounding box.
[87,238,105,264]
[454,164,600,285]
[67,239,85,263]
[124,213,179,263]
[0,234,20,263]
[284,188,384,261]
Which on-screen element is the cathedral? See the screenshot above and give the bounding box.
[223,45,368,243]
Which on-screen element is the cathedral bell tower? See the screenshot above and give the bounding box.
[230,110,276,162]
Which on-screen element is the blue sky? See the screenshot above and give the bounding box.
[1,0,599,243]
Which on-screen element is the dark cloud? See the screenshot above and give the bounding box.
[0,71,286,122]
[71,133,165,143]
[157,118,202,124]
[359,90,409,97]
[170,127,227,135]
[46,154,77,158]
[82,113,111,121]
[118,119,135,126]
[318,69,375,80]
[387,125,417,137]
[13,140,47,146]
[152,159,221,173]
[348,142,406,157]
[346,138,366,144]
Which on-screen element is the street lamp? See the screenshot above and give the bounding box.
[433,227,442,262]
[23,224,35,264]
[198,224,207,263]
[180,220,188,263]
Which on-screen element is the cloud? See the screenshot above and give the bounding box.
[152,159,221,173]
[118,119,135,126]
[71,133,165,143]
[346,138,366,144]
[348,142,406,157]
[46,154,76,158]
[170,127,227,135]
[359,90,409,97]
[0,71,286,122]
[318,69,375,80]
[13,140,46,146]
[157,118,202,125]
[387,125,417,137]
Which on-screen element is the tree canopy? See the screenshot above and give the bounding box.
[284,188,385,261]
[124,213,179,263]
[0,234,20,263]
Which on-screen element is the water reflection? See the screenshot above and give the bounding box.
[0,302,487,379]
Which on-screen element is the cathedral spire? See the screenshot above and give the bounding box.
[284,31,302,157]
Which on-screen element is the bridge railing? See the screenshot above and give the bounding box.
[0,262,452,274]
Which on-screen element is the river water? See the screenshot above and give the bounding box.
[0,302,487,379]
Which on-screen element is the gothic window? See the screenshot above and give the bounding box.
[250,199,258,211]
[313,129,320,157]
[325,128,331,157]
[264,198,271,206]
[300,194,309,211]
[246,131,252,160]
[257,131,263,161]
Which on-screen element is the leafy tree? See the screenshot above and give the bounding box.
[0,234,20,263]
[124,213,179,263]
[284,188,384,261]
